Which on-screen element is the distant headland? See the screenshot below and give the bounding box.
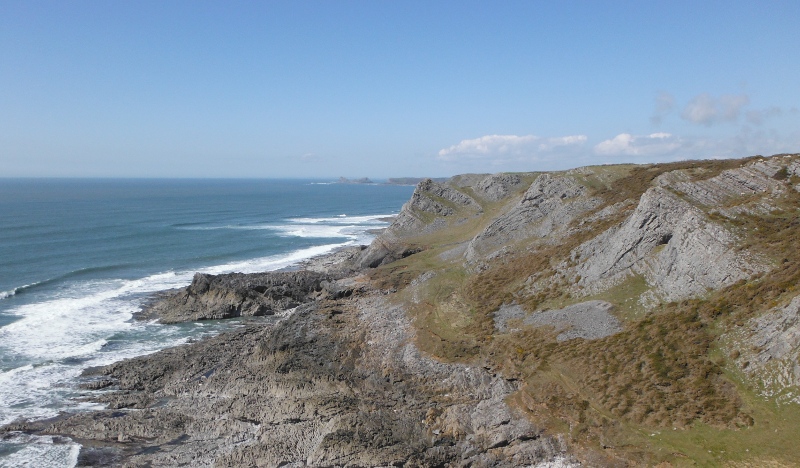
[337,176,449,185]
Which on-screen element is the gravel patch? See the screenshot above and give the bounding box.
[495,301,622,341]
[526,300,621,341]
[494,303,527,332]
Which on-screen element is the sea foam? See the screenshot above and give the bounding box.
[0,433,80,468]
[0,239,371,427]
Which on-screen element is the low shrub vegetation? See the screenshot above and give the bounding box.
[371,154,800,464]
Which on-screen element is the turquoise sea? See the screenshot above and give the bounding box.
[0,178,413,467]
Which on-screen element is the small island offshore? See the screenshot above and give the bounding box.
[5,153,800,466]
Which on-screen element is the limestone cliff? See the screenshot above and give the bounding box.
[465,173,600,262]
[569,185,764,302]
[357,178,481,268]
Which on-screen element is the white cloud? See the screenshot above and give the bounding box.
[595,126,800,163]
[681,93,750,125]
[437,134,535,159]
[538,135,588,151]
[594,132,682,157]
[437,134,586,161]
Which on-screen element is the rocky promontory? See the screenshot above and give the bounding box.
[138,270,334,324]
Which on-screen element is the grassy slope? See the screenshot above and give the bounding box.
[368,157,800,466]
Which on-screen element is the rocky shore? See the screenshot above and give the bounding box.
[5,153,800,466]
[1,246,577,467]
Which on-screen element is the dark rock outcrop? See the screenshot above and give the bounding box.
[140,270,332,323]
[338,176,374,184]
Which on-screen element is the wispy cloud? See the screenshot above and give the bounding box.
[437,134,587,161]
[681,93,749,125]
[745,106,783,125]
[594,132,682,157]
[297,152,320,162]
[650,91,675,125]
[709,126,800,158]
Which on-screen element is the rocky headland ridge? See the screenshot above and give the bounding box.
[5,153,800,466]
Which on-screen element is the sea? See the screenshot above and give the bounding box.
[0,178,414,467]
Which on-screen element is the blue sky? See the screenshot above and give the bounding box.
[2,1,799,178]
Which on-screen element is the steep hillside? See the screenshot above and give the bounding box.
[365,153,800,465]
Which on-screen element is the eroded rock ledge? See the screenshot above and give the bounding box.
[139,270,342,324]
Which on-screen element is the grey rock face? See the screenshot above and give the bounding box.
[358,178,480,268]
[474,173,525,201]
[141,270,331,323]
[573,186,693,292]
[416,178,482,212]
[654,157,788,208]
[573,187,763,302]
[356,295,573,466]
[466,174,600,261]
[730,295,800,404]
[37,289,574,467]
[448,173,490,189]
[635,204,762,301]
[749,296,800,367]
[388,178,481,235]
[356,228,424,269]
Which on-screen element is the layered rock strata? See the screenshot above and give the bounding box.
[728,295,800,404]
[570,186,765,302]
[358,179,480,268]
[465,174,600,262]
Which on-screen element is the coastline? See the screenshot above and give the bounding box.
[0,245,366,465]
[284,244,366,274]
[0,180,417,467]
[3,154,799,466]
[0,234,572,467]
